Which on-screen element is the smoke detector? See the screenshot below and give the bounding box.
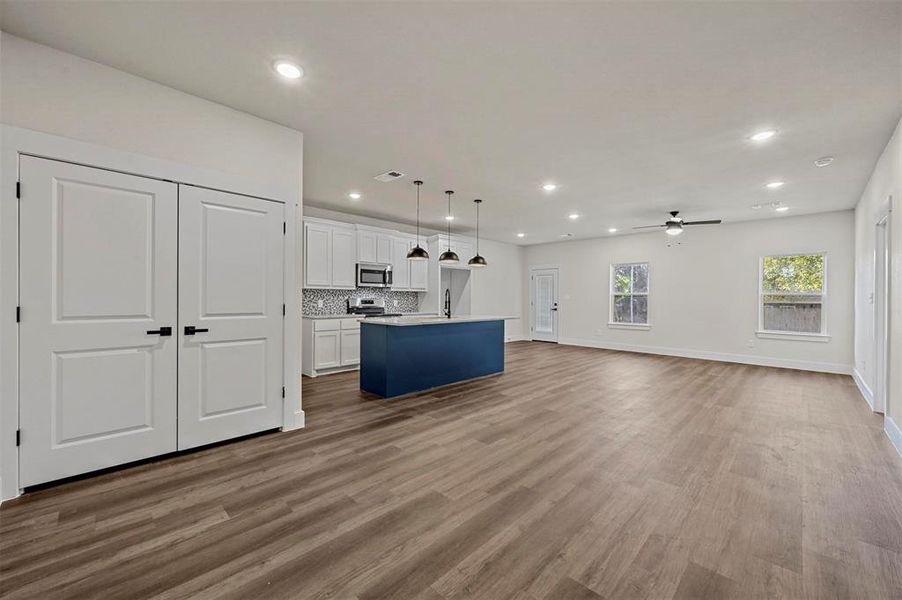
[374,171,405,182]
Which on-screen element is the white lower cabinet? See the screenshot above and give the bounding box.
[303,318,362,376]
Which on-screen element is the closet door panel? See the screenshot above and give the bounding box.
[178,186,284,450]
[18,157,178,487]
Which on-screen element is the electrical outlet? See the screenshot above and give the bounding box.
[747,339,755,348]
[317,299,324,309]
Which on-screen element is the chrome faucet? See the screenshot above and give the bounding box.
[444,288,451,318]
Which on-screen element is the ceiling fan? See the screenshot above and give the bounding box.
[632,210,722,236]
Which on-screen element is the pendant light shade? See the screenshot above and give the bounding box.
[439,190,459,264]
[468,198,487,268]
[407,180,429,261]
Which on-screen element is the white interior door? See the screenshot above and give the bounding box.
[19,157,178,487]
[177,186,284,450]
[531,268,559,342]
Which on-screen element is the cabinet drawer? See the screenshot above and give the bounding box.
[341,318,362,330]
[313,319,341,331]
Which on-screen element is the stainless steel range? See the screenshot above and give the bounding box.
[347,297,402,318]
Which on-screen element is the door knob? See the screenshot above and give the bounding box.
[146,326,172,336]
[184,326,209,336]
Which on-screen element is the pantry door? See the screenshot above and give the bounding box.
[177,186,284,449]
[18,156,178,487]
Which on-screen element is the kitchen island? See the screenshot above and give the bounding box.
[359,316,516,398]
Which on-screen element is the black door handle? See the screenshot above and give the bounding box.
[184,326,209,336]
[146,326,172,336]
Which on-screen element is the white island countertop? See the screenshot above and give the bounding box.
[362,315,518,326]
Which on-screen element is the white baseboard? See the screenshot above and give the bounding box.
[852,368,876,411]
[557,337,852,375]
[505,335,528,343]
[885,417,902,459]
[283,409,306,431]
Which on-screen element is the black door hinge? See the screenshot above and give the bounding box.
[282,386,286,398]
[282,303,286,316]
[16,182,21,199]
[16,306,20,322]
[283,222,286,235]
[16,430,20,446]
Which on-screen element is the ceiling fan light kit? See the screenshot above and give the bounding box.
[633,210,722,236]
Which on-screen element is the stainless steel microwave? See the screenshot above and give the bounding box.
[356,263,393,288]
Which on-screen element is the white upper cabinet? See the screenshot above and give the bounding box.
[357,229,377,263]
[304,222,332,288]
[357,228,394,265]
[304,220,356,289]
[305,219,429,292]
[331,227,357,288]
[377,234,393,264]
[409,239,428,291]
[391,236,411,290]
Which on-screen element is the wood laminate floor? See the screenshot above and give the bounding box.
[2,342,902,599]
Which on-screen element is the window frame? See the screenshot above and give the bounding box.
[608,261,651,329]
[757,252,830,341]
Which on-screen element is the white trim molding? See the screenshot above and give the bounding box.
[755,330,831,343]
[852,368,875,411]
[608,322,652,331]
[558,337,851,375]
[885,417,902,459]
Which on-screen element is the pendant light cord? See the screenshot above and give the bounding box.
[446,191,453,250]
[476,200,480,254]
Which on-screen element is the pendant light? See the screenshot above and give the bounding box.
[439,190,459,264]
[406,180,429,260]
[468,199,487,268]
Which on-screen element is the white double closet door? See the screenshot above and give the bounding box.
[19,157,284,487]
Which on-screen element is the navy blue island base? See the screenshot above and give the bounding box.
[360,319,505,398]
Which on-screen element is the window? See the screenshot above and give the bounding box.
[610,262,649,325]
[759,254,826,335]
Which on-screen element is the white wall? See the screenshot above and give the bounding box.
[524,211,855,373]
[0,33,303,201]
[0,33,305,499]
[302,206,527,340]
[854,116,902,454]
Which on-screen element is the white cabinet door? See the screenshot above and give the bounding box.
[331,227,357,288]
[314,331,341,369]
[177,186,284,450]
[391,237,411,290]
[304,222,332,288]
[18,157,178,487]
[340,330,361,366]
[358,230,377,263]
[409,240,428,291]
[377,234,393,264]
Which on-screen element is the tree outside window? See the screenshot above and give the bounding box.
[611,263,648,325]
[760,254,825,334]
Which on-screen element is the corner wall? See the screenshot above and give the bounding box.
[523,211,855,373]
[854,116,902,456]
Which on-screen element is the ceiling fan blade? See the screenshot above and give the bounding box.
[632,224,666,229]
[682,219,722,225]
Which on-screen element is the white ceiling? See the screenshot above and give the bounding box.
[1,1,899,245]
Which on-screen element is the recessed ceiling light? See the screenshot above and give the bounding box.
[775,206,790,212]
[543,183,557,191]
[568,213,580,220]
[517,233,526,238]
[273,60,303,80]
[348,192,361,200]
[445,215,455,221]
[765,181,785,189]
[814,156,835,167]
[750,129,777,142]
[608,228,618,233]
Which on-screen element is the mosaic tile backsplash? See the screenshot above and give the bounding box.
[302,288,421,316]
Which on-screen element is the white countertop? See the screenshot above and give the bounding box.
[361,315,518,326]
[303,312,439,320]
